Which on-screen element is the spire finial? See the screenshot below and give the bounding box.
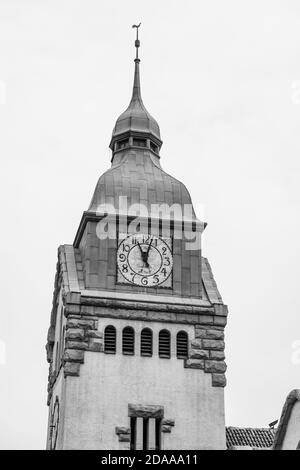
[132,23,141,60]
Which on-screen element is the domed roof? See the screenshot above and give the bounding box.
[111,58,161,144]
[88,150,196,221]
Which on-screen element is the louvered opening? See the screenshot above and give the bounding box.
[176,331,188,359]
[141,328,153,357]
[159,330,171,358]
[122,327,135,355]
[104,325,116,354]
[117,139,128,150]
[150,141,158,153]
[133,138,147,148]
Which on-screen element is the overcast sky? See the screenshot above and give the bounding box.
[0,0,300,449]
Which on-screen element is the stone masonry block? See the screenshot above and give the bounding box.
[194,327,207,339]
[65,340,89,350]
[202,339,225,351]
[65,292,81,305]
[86,330,103,339]
[205,329,224,340]
[204,360,227,373]
[162,425,171,433]
[198,315,214,325]
[190,339,202,349]
[66,319,96,330]
[213,316,227,327]
[209,350,225,360]
[66,328,85,341]
[214,304,228,316]
[64,349,84,363]
[162,419,175,427]
[128,404,164,419]
[88,342,103,352]
[184,359,204,369]
[212,373,227,387]
[115,427,130,435]
[64,362,80,377]
[190,349,209,360]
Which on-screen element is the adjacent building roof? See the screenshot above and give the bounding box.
[273,389,300,450]
[226,426,275,450]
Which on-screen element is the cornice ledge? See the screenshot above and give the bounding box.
[79,296,215,315]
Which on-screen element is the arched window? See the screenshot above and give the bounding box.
[104,325,116,354]
[140,328,153,357]
[176,331,188,359]
[122,327,135,355]
[159,329,171,358]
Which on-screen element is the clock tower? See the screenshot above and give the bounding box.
[46,28,228,450]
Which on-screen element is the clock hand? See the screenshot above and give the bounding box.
[146,239,152,256]
[143,239,152,268]
[138,242,149,268]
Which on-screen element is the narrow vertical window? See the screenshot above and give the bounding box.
[176,331,188,359]
[155,419,161,450]
[55,342,59,373]
[140,328,153,357]
[143,418,149,450]
[159,329,171,358]
[130,417,136,450]
[122,327,135,355]
[104,325,116,354]
[60,326,65,364]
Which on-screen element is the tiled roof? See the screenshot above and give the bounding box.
[226,427,276,449]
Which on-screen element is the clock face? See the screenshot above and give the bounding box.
[50,397,59,450]
[117,233,173,287]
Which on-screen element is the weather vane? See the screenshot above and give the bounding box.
[132,23,141,59]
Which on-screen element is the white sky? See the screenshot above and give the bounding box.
[0,0,300,449]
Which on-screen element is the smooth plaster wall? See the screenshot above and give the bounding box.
[61,318,226,450]
[281,401,300,450]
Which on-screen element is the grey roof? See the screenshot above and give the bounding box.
[88,149,197,219]
[226,426,275,449]
[111,58,161,142]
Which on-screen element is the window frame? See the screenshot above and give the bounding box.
[158,329,171,359]
[104,325,117,354]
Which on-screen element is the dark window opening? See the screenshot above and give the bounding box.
[117,139,129,150]
[155,419,161,450]
[141,328,153,357]
[176,331,188,359]
[122,326,135,355]
[133,138,146,147]
[150,141,158,153]
[143,418,149,450]
[159,329,171,358]
[104,325,116,354]
[130,416,162,450]
[130,417,136,450]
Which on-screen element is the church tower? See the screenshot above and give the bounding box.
[45,28,228,450]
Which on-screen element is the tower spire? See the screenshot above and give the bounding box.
[132,22,141,60]
[131,23,142,100]
[109,23,162,153]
